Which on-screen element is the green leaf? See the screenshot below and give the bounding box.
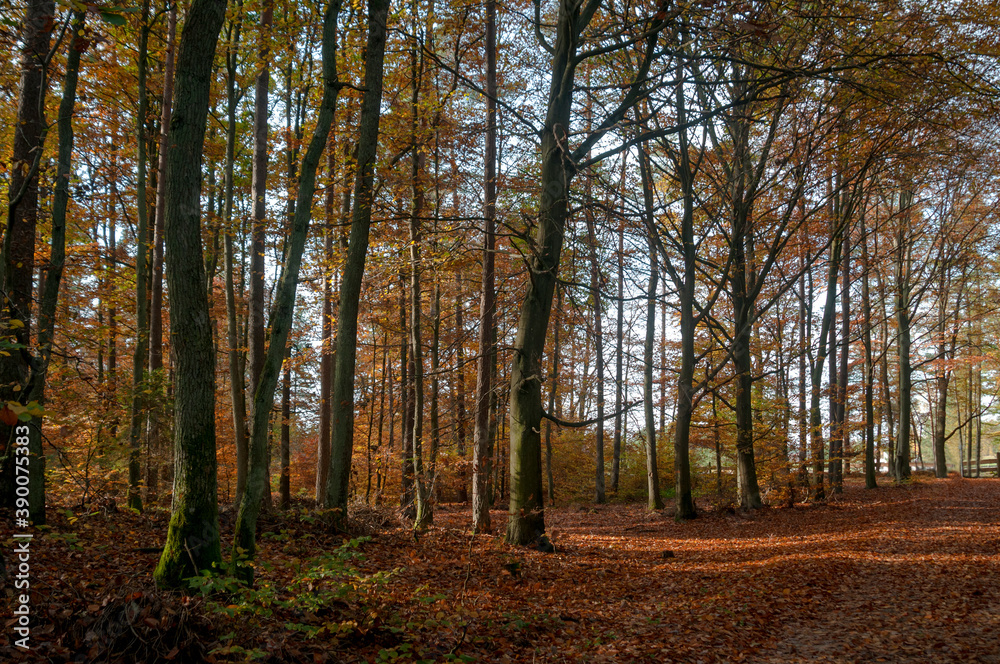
[100,11,126,26]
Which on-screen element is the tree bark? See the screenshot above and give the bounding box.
[233,0,342,577]
[243,0,274,506]
[280,347,291,510]
[146,1,178,506]
[585,199,605,504]
[0,0,54,517]
[25,10,86,525]
[325,0,390,522]
[154,0,229,588]
[893,189,914,482]
[860,214,877,489]
[611,212,624,493]
[128,0,152,514]
[472,0,497,535]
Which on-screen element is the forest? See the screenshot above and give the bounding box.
[2,0,1000,661]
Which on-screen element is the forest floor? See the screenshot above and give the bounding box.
[3,475,1000,663]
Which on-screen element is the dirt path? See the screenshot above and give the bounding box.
[423,477,1000,663]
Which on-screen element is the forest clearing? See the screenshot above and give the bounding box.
[3,476,1000,663]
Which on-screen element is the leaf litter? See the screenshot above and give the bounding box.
[2,476,998,663]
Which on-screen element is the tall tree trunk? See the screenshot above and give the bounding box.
[147,1,178,506]
[128,0,152,514]
[1,0,54,518]
[665,75,697,520]
[809,227,842,502]
[643,234,664,511]
[545,288,561,503]
[24,10,86,524]
[611,213,624,493]
[585,201,605,504]
[505,0,579,545]
[860,214,877,489]
[244,0,275,506]
[325,0,390,522]
[317,148,336,501]
[932,261,949,478]
[454,277,468,503]
[154,0,229,588]
[798,244,809,484]
[472,0,497,535]
[280,347,291,510]
[222,12,246,511]
[893,189,914,482]
[838,228,850,479]
[233,0,342,576]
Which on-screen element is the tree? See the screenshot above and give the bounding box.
[233,0,343,580]
[0,0,55,521]
[326,0,391,522]
[505,0,674,545]
[154,0,230,588]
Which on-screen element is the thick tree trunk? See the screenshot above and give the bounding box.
[326,0,390,521]
[154,0,229,588]
[0,0,54,517]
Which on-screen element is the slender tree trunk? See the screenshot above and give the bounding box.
[398,275,415,513]
[244,0,275,509]
[612,213,624,493]
[221,12,246,511]
[861,215,877,489]
[128,0,152,514]
[472,0,497,534]
[809,228,842,502]
[25,10,86,524]
[836,228,850,485]
[154,0,229,588]
[325,0,390,522]
[643,234,664,511]
[545,288,561,503]
[280,347,291,510]
[454,276,469,503]
[666,76,698,519]
[893,190,914,482]
[933,262,949,478]
[585,202,605,504]
[316,137,336,502]
[146,1,178,505]
[233,0,342,576]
